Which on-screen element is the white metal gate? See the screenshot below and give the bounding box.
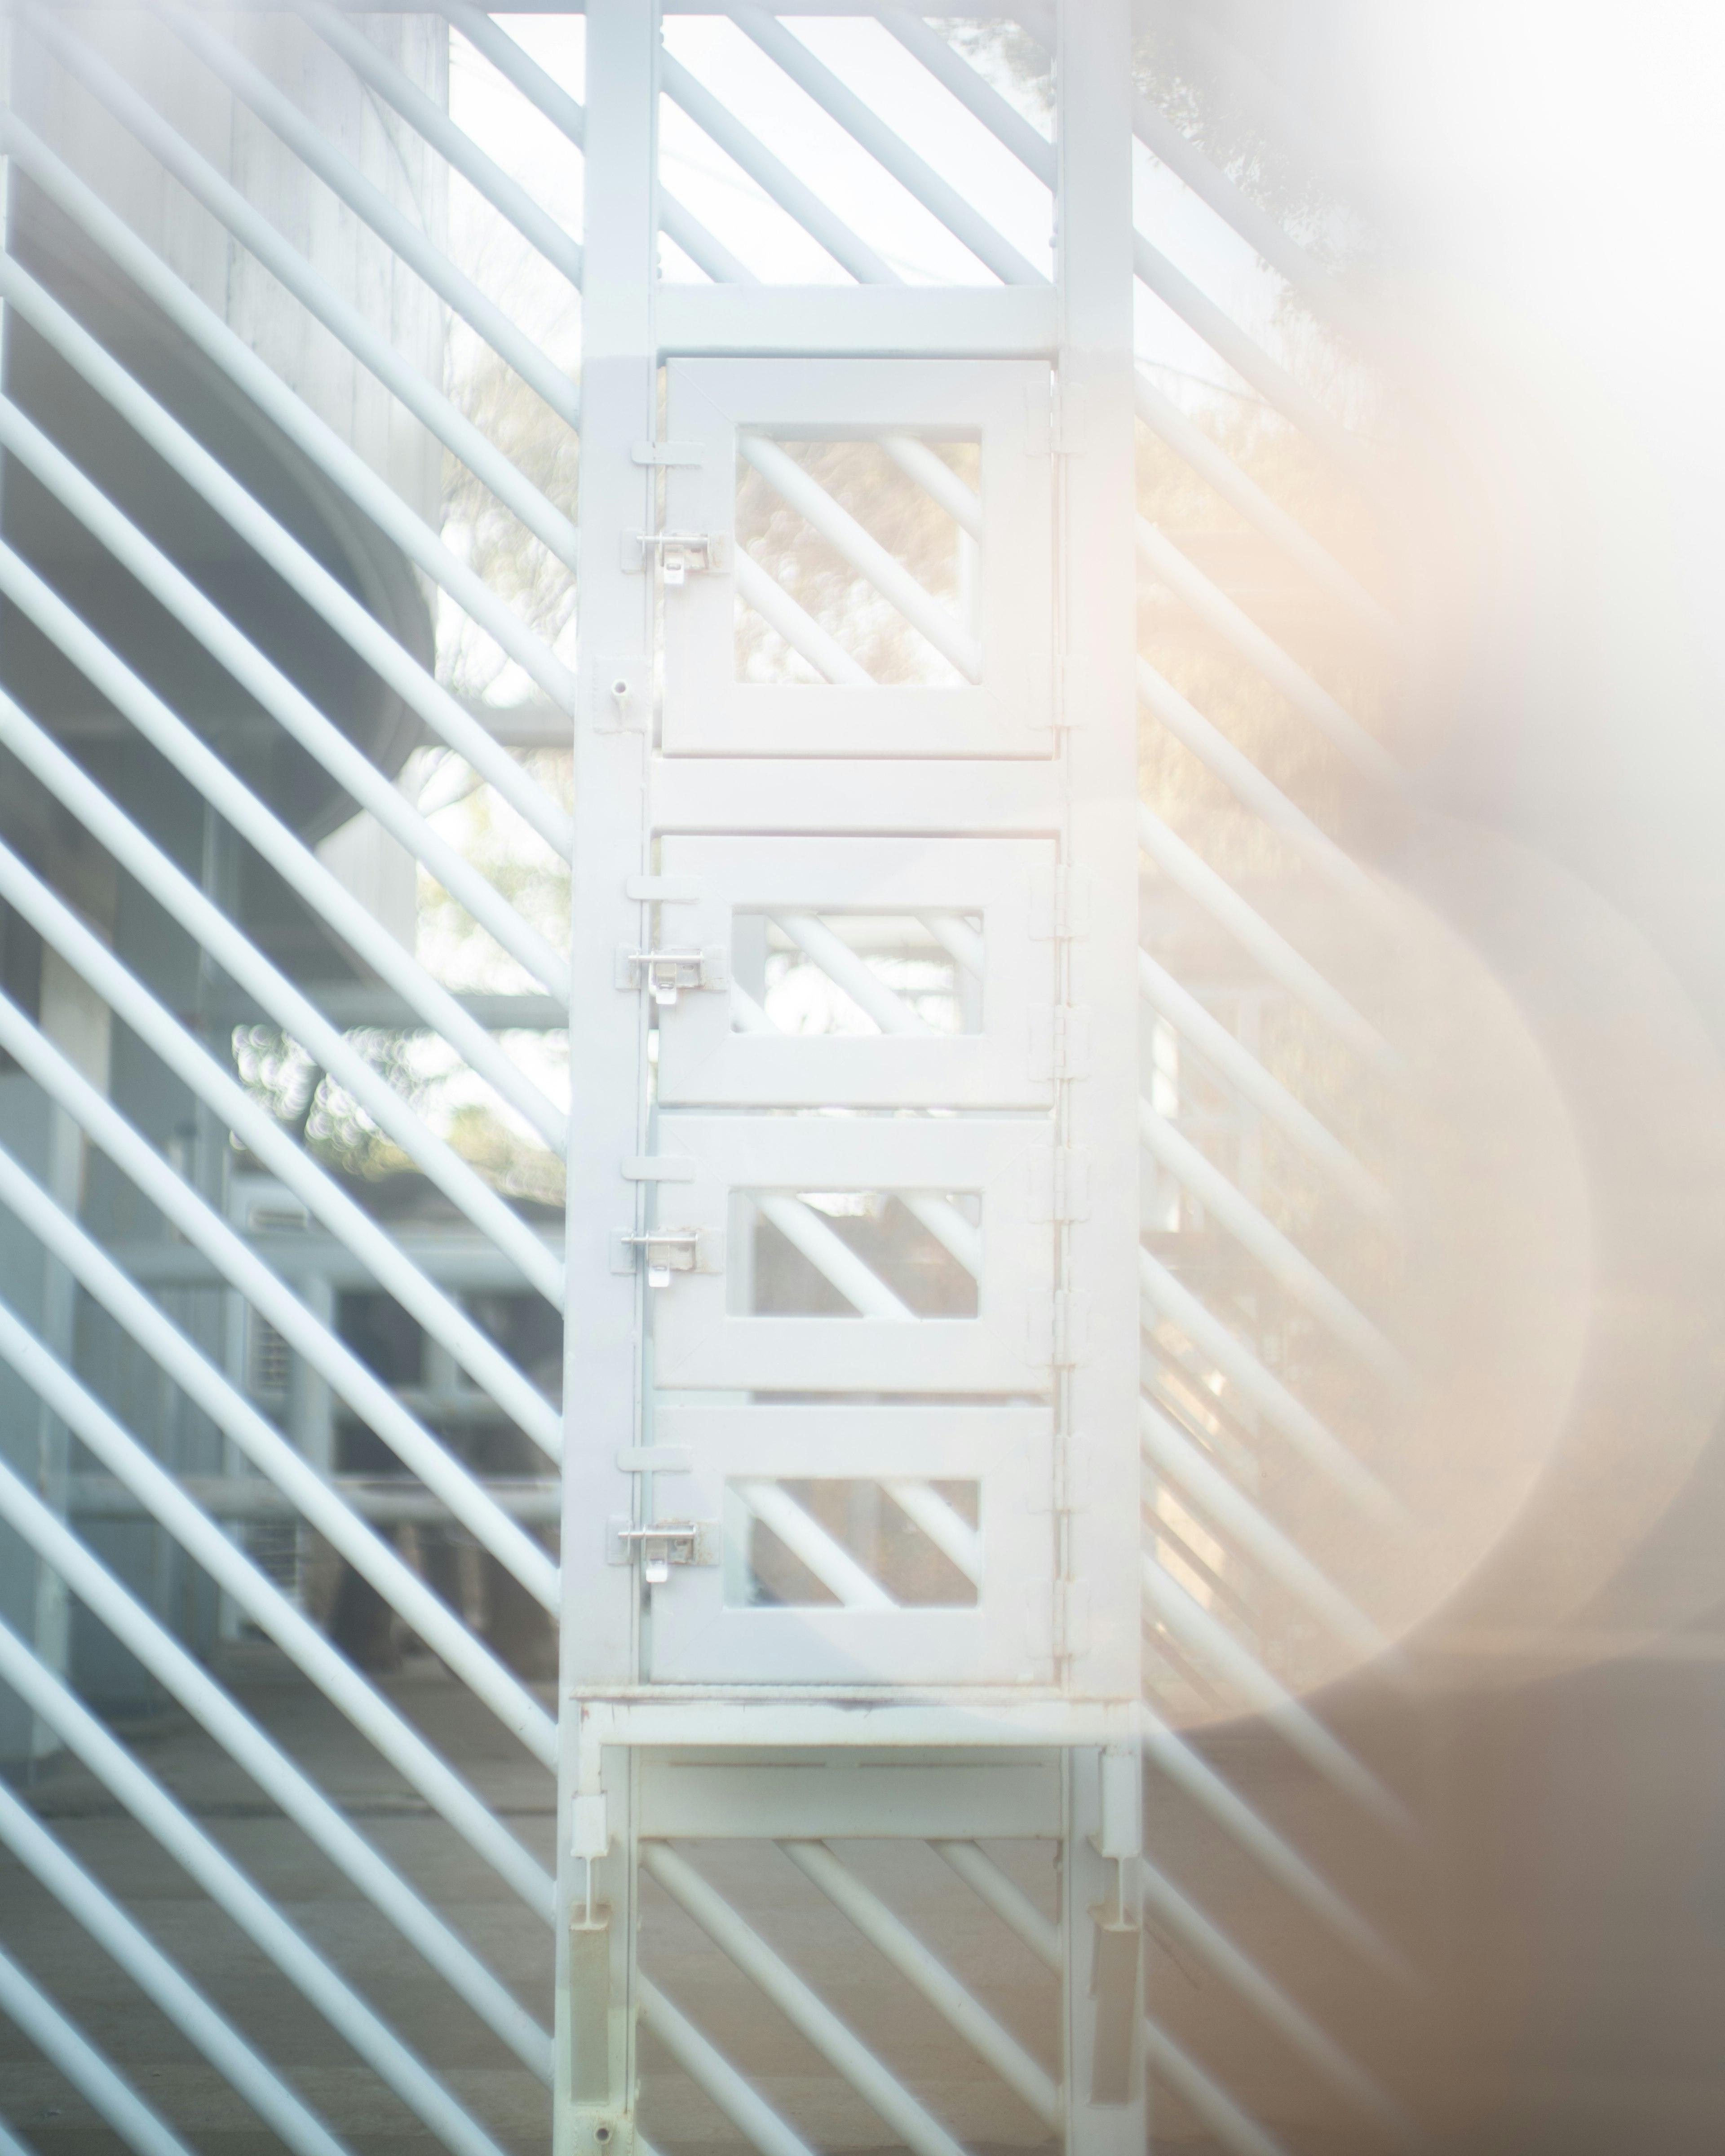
[0,7,1445,2155]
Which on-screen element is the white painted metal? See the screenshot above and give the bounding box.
[0,1452,554,2079]
[0,8,1423,2154]
[662,358,1054,755]
[0,109,579,707]
[651,1405,1053,1685]
[0,1942,195,2156]
[656,835,1057,1107]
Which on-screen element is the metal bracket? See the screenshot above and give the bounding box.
[588,656,650,733]
[608,1227,725,1287]
[1028,1005,1092,1081]
[619,530,732,585]
[1029,863,1091,940]
[1030,1146,1091,1222]
[607,1517,719,1584]
[630,440,705,467]
[624,874,702,904]
[615,946,729,1005]
[1052,1289,1088,1368]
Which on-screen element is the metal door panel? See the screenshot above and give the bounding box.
[661,358,1054,758]
[655,834,1057,1107]
[648,1113,1053,1393]
[645,1404,1054,1686]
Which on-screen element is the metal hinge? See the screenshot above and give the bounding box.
[1052,1289,1088,1367]
[1030,1146,1091,1222]
[615,946,728,1005]
[606,1517,719,1583]
[620,530,732,583]
[1028,1006,1092,1082]
[1029,864,1091,940]
[1025,380,1087,457]
[608,1227,725,1287]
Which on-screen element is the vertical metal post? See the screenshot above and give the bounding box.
[557,2,658,2149]
[1056,0,1146,2142]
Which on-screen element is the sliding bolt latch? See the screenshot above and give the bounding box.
[608,1227,725,1287]
[608,1518,718,1584]
[615,946,729,1006]
[619,530,732,585]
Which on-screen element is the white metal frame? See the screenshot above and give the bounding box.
[663,357,1054,755]
[0,6,1423,2155]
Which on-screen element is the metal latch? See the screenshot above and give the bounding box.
[608,1227,725,1286]
[615,946,728,1005]
[608,1518,718,1583]
[619,530,732,584]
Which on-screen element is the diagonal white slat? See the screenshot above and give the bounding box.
[0,1140,557,1767]
[0,683,563,1303]
[449,2,751,285]
[0,1453,554,2081]
[0,243,572,862]
[730,10,1046,290]
[739,434,980,680]
[735,1482,895,1611]
[0,392,571,1007]
[930,1842,1059,1971]
[1137,518,1400,790]
[0,110,579,712]
[1136,655,1389,910]
[1140,1252,1399,1524]
[642,1842,968,2156]
[295,0,583,292]
[23,0,579,573]
[1133,370,1398,641]
[156,0,579,424]
[1137,1859,1408,2133]
[1130,92,1352,330]
[1132,229,1371,485]
[878,433,982,536]
[1139,1702,1415,1980]
[0,1621,511,2156]
[0,1284,553,1914]
[1141,1559,1416,1837]
[752,1193,913,1322]
[1139,804,1397,1072]
[1140,1397,1384,1657]
[929,1831,1330,2145]
[659,45,892,284]
[0,840,561,1457]
[872,19,1393,643]
[0,1774,350,2156]
[920,910,986,981]
[637,1974,817,2156]
[0,985,560,1608]
[736,548,875,683]
[1138,949,1395,1221]
[780,1841,1060,2129]
[1140,1099,1412,1390]
[1144,2019,1292,2156]
[0,1941,195,2156]
[881,1481,982,1586]
[878,15,1056,189]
